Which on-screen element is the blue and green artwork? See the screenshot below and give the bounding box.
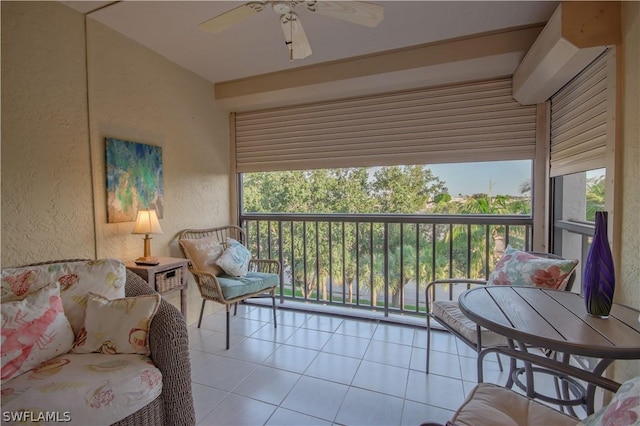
[106,138,163,223]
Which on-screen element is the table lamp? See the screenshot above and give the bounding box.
[132,209,163,263]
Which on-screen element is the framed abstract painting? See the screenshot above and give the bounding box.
[105,138,164,223]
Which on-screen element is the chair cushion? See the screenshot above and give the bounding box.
[451,382,577,426]
[72,293,161,355]
[488,246,578,290]
[216,238,252,277]
[1,282,75,381]
[578,376,640,426]
[1,353,162,426]
[217,271,278,300]
[432,301,507,347]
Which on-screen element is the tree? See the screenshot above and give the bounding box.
[586,175,605,222]
[242,165,530,308]
[371,165,446,213]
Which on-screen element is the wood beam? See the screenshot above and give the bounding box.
[215,24,544,100]
[561,1,621,48]
[513,2,621,105]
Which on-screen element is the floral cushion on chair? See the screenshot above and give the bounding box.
[1,282,75,381]
[72,293,161,355]
[1,353,162,425]
[578,376,640,426]
[487,246,578,290]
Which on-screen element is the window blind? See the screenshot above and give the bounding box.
[234,78,537,173]
[549,51,609,177]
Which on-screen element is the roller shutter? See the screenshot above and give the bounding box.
[234,78,537,173]
[549,51,609,177]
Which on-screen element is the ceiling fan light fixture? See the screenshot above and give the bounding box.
[272,1,292,15]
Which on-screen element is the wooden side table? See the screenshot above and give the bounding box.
[125,256,189,316]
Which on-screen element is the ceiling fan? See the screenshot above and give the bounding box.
[198,1,384,61]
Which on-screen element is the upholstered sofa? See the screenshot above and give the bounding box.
[1,259,195,426]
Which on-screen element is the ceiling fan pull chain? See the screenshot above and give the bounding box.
[280,13,294,61]
[289,12,294,61]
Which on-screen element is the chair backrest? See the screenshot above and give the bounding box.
[527,251,577,292]
[178,226,248,277]
[178,225,246,247]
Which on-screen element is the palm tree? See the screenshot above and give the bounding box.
[519,179,531,195]
[586,176,605,221]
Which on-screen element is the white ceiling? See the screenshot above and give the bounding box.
[63,1,558,109]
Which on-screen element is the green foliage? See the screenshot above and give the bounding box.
[586,175,605,222]
[370,166,445,213]
[433,193,452,204]
[431,193,531,215]
[242,166,532,310]
[243,166,445,214]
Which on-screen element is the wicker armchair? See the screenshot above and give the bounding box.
[115,269,195,426]
[15,260,194,426]
[178,225,280,349]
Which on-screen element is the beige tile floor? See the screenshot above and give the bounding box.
[188,304,560,426]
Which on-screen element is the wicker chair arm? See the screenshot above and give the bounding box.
[185,268,226,301]
[249,258,281,274]
[125,271,195,426]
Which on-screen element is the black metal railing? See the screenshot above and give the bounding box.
[240,213,532,318]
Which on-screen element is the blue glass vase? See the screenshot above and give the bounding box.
[582,211,615,318]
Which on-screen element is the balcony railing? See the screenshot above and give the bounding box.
[240,213,532,318]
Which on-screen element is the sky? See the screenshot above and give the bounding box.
[427,160,532,197]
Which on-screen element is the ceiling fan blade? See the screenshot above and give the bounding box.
[280,13,312,60]
[199,1,266,33]
[308,1,383,28]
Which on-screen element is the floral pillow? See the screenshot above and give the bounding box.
[578,376,640,426]
[179,236,225,276]
[215,238,252,277]
[487,246,578,290]
[1,282,75,381]
[71,292,161,355]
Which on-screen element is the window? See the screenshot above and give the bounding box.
[548,50,614,294]
[552,168,606,290]
[239,161,534,313]
[240,161,532,215]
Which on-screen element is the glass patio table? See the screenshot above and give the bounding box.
[458,286,640,415]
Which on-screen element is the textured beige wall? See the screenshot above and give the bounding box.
[85,19,230,260]
[84,18,231,323]
[1,2,230,323]
[615,1,640,382]
[1,2,95,264]
[619,1,640,312]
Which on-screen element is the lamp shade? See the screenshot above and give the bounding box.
[132,209,163,235]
